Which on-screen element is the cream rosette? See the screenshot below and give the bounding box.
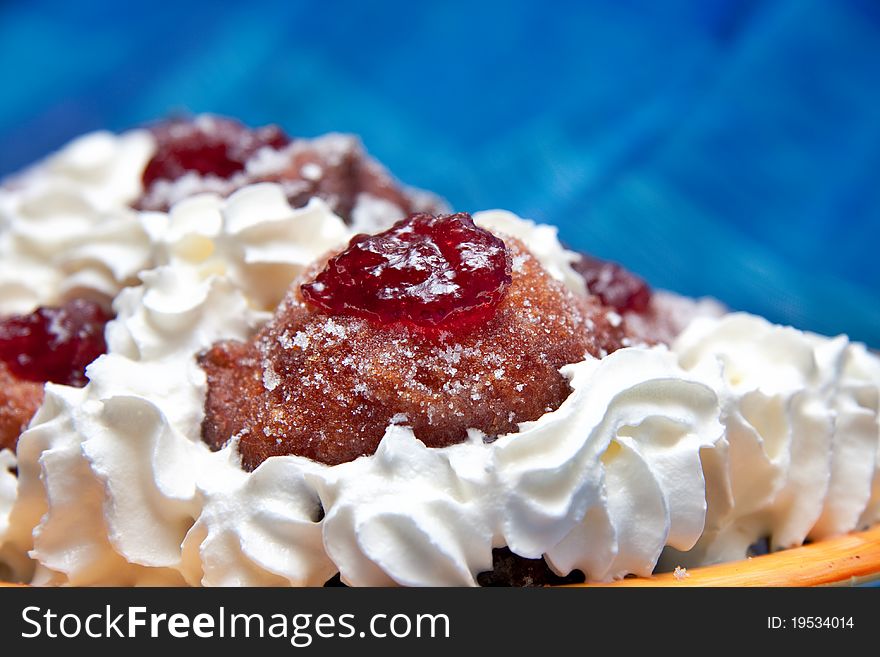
[0,130,156,313]
[498,348,723,581]
[307,426,496,587]
[663,314,880,568]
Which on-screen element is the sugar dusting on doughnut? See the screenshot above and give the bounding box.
[200,212,628,468]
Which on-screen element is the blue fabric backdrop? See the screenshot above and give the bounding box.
[1,0,878,344]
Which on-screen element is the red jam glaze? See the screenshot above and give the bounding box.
[0,299,111,387]
[142,116,290,188]
[302,213,512,329]
[573,253,651,314]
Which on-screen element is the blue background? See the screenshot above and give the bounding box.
[1,0,878,345]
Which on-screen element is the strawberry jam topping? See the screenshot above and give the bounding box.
[574,253,651,314]
[0,299,111,387]
[301,213,512,329]
[142,116,290,188]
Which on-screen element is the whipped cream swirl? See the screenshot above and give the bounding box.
[661,314,880,568]
[0,130,156,314]
[308,426,496,586]
[500,349,723,580]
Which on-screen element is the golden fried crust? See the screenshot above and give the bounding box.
[201,239,627,469]
[199,340,265,456]
[0,362,44,452]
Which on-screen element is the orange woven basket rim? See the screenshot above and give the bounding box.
[571,523,880,587]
